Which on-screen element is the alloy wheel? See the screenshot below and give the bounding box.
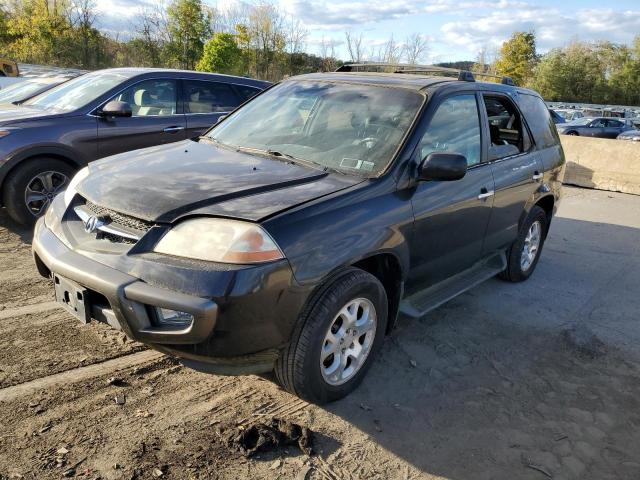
[521,220,542,271]
[320,297,377,386]
[24,170,69,216]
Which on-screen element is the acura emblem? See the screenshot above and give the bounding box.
[84,215,104,234]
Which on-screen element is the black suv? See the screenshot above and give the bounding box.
[0,68,269,224]
[32,65,565,404]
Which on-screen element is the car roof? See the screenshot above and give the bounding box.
[89,68,271,87]
[287,71,540,96]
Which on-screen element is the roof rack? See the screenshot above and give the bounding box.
[335,63,516,86]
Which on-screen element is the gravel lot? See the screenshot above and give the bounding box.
[1,186,639,480]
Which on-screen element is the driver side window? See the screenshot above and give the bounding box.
[113,79,177,117]
[418,94,481,167]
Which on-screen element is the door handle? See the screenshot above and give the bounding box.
[478,189,495,200]
[163,126,185,133]
[532,172,543,181]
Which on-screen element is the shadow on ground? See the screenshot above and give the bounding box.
[322,216,640,480]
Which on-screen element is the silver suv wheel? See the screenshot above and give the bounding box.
[320,297,377,386]
[521,220,542,271]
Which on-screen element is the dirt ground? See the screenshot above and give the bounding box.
[1,186,640,480]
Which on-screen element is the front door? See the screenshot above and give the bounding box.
[97,78,186,158]
[408,93,495,290]
[585,118,606,137]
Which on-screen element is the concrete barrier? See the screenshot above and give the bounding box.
[561,136,640,195]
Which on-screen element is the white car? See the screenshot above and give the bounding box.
[553,109,584,122]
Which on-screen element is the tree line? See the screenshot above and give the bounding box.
[0,0,337,81]
[479,32,640,106]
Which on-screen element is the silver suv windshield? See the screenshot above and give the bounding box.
[23,72,129,112]
[207,80,424,176]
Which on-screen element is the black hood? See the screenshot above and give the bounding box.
[78,139,362,223]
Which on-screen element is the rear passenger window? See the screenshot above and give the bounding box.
[418,94,481,167]
[482,95,530,161]
[183,80,241,114]
[517,93,559,149]
[234,85,261,101]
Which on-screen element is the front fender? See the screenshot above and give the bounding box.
[265,179,412,287]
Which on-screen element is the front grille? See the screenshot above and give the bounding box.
[85,200,154,233]
[101,231,137,245]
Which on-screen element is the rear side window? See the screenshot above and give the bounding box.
[183,80,241,114]
[482,95,530,161]
[234,84,262,101]
[517,93,560,149]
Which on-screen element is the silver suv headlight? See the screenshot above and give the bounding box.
[154,218,284,264]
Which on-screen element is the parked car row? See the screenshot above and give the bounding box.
[556,117,636,139]
[0,68,270,224]
[24,63,564,403]
[549,104,640,140]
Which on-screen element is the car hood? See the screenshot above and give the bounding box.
[78,139,363,223]
[0,104,66,124]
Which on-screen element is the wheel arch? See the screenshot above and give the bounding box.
[0,147,84,204]
[351,252,404,334]
[534,194,555,235]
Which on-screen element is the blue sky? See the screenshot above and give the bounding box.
[96,0,640,62]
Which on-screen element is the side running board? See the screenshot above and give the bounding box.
[400,252,507,319]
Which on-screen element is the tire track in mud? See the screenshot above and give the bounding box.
[0,350,163,402]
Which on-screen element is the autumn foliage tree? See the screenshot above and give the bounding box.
[494,31,538,86]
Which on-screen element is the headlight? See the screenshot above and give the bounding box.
[0,128,16,138]
[153,218,284,264]
[63,166,89,207]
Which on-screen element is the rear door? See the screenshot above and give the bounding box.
[408,93,495,289]
[605,119,624,138]
[481,92,544,253]
[97,78,186,158]
[182,79,245,138]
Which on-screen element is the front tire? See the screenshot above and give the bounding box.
[499,205,548,282]
[566,131,579,136]
[3,158,75,226]
[275,268,388,404]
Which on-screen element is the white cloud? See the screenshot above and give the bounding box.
[439,5,640,57]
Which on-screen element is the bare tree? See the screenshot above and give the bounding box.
[472,45,499,76]
[320,36,338,71]
[285,16,307,55]
[345,31,364,63]
[69,0,98,67]
[382,34,401,64]
[403,33,429,65]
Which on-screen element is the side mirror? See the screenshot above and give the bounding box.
[418,152,467,181]
[99,100,132,118]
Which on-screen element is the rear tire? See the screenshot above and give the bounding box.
[274,268,388,404]
[499,205,548,283]
[566,131,579,136]
[2,158,75,226]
